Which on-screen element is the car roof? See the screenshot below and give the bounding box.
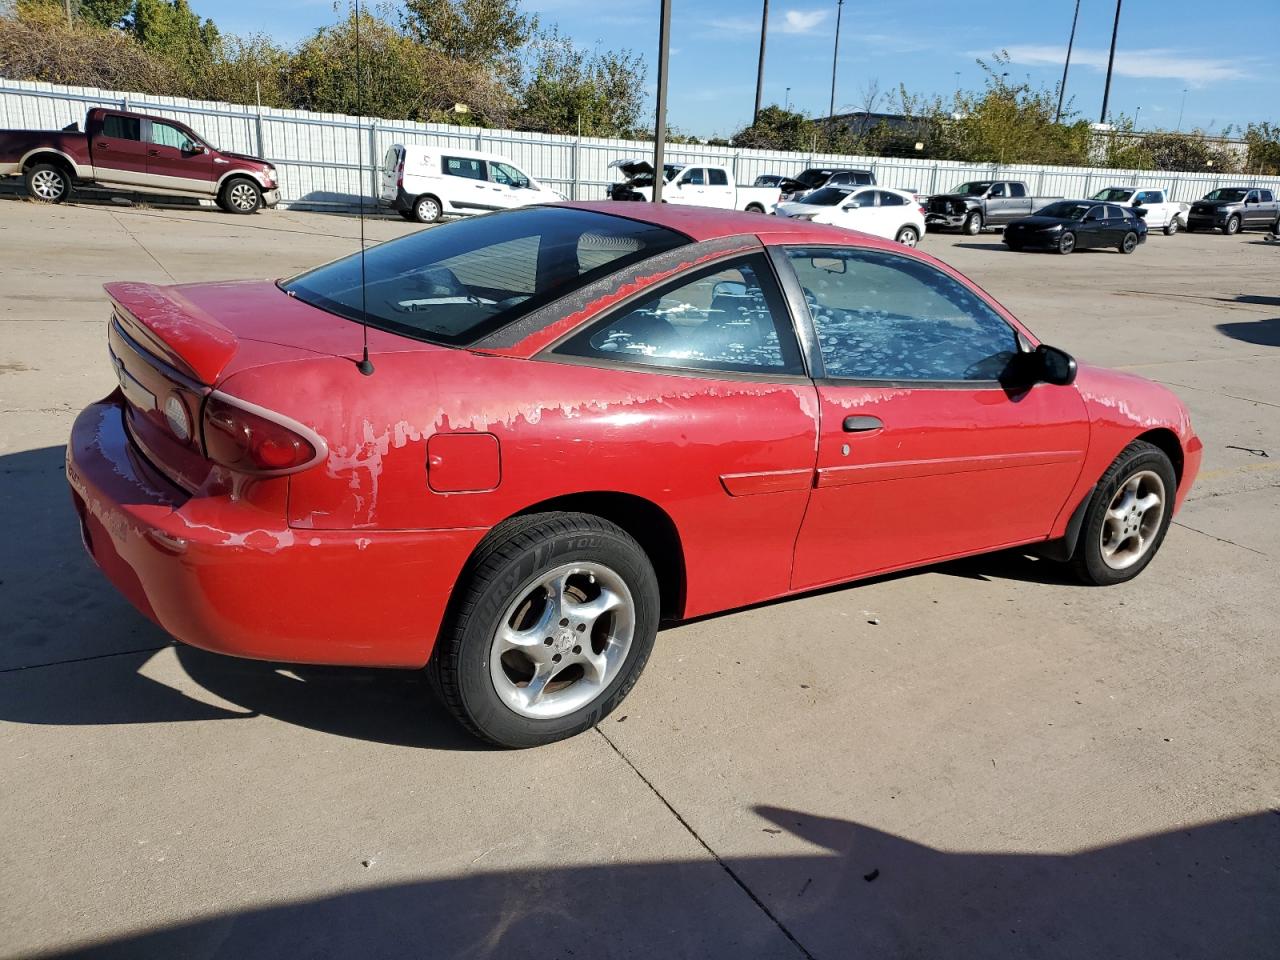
[554,200,907,250]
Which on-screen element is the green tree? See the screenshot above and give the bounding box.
[127,0,219,93]
[1137,131,1240,173]
[78,0,132,28]
[1243,122,1280,176]
[520,28,645,137]
[401,0,534,67]
[731,105,815,151]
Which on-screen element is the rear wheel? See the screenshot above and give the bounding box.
[430,512,660,747]
[25,163,70,203]
[745,202,766,214]
[1119,231,1139,254]
[1070,441,1177,586]
[1224,215,1241,235]
[412,195,442,223]
[1163,217,1180,236]
[963,211,982,235]
[220,177,262,214]
[895,225,920,247]
[1057,231,1076,255]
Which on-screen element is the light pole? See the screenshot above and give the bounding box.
[753,0,769,124]
[785,87,791,110]
[828,0,844,120]
[1176,88,1188,131]
[652,0,671,203]
[1055,0,1080,124]
[1134,105,1141,130]
[1100,0,1123,124]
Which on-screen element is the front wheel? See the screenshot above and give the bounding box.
[1119,231,1139,254]
[220,177,262,214]
[1163,217,1180,236]
[431,512,660,747]
[25,163,70,203]
[963,211,982,235]
[895,225,920,247]
[1070,440,1177,586]
[1224,215,1241,235]
[1057,231,1076,255]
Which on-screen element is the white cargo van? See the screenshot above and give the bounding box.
[379,145,567,223]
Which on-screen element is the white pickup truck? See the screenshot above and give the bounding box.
[607,159,780,213]
[1091,186,1189,235]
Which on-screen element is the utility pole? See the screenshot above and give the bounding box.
[653,0,671,203]
[828,0,844,120]
[1055,0,1080,124]
[753,0,769,124]
[1099,0,1123,124]
[1176,88,1188,131]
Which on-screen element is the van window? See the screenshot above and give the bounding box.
[101,114,141,141]
[443,156,486,180]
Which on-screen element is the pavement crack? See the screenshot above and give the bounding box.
[108,212,177,281]
[0,643,169,675]
[1172,521,1271,559]
[594,726,817,960]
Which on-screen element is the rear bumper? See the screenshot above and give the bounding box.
[66,393,485,668]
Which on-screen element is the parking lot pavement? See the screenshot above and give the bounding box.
[1,198,1277,958]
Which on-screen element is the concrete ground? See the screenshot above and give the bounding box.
[1,196,1277,959]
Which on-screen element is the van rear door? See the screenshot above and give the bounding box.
[379,146,403,203]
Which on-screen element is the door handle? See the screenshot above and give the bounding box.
[147,149,160,156]
[843,415,883,432]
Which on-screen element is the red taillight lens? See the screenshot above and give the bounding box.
[918,205,927,215]
[202,396,321,474]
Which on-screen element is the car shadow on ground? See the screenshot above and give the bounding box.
[1216,317,1280,347]
[29,804,1280,959]
[0,444,1082,747]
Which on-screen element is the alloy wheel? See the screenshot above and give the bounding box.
[489,562,636,719]
[228,182,258,211]
[1122,232,1138,253]
[1100,470,1166,571]
[896,226,919,247]
[416,198,440,222]
[30,169,65,201]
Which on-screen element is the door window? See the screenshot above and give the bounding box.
[682,168,706,186]
[989,183,1006,197]
[846,190,876,208]
[489,161,529,187]
[877,191,905,206]
[1246,190,1260,203]
[559,255,803,374]
[149,121,197,151]
[101,115,141,141]
[443,156,486,180]
[785,247,1018,382]
[1106,205,1126,219]
[1009,182,1027,197]
[708,168,729,186]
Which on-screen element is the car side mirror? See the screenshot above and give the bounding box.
[1032,344,1077,386]
[189,143,206,154]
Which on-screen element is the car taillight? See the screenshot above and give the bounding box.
[164,391,194,444]
[918,205,927,215]
[202,394,324,474]
[396,159,404,188]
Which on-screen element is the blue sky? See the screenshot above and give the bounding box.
[208,0,1277,138]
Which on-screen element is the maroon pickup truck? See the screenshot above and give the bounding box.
[0,107,279,213]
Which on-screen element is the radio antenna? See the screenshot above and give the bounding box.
[354,0,375,376]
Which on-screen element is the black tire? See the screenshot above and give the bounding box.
[25,162,71,203]
[1057,231,1076,255]
[745,203,765,214]
[219,177,262,214]
[1119,231,1139,254]
[1163,217,1180,236]
[895,225,920,246]
[411,194,442,223]
[963,211,982,235]
[431,512,660,748]
[1070,440,1177,586]
[1224,215,1241,235]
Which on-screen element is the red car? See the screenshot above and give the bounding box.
[66,203,1202,747]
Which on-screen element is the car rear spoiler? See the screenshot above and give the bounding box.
[104,281,238,385]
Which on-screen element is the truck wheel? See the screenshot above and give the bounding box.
[745,203,766,214]
[1163,217,1180,236]
[895,225,920,247]
[25,163,71,203]
[1223,215,1241,235]
[412,195,442,223]
[1057,231,1076,255]
[220,177,262,214]
[963,211,982,235]
[1119,231,1139,254]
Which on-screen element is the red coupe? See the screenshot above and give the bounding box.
[67,203,1202,747]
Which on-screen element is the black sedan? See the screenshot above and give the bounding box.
[1004,200,1147,255]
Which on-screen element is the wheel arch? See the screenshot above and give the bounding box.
[215,169,268,191]
[20,149,77,178]
[508,492,688,620]
[1135,427,1184,484]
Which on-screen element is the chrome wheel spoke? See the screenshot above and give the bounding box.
[564,586,622,624]
[522,661,558,708]
[1099,469,1167,571]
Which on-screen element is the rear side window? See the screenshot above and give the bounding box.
[708,168,729,186]
[558,254,803,375]
[878,191,905,206]
[1261,190,1275,202]
[443,156,485,180]
[101,114,141,141]
[1107,205,1126,219]
[852,171,873,185]
[1009,182,1026,197]
[282,207,688,346]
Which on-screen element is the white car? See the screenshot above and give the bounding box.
[607,159,780,213]
[776,186,927,246]
[379,144,566,223]
[1091,186,1189,235]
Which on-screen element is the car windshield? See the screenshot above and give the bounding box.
[1093,188,1134,202]
[795,169,833,188]
[281,207,689,346]
[951,181,993,195]
[1037,201,1094,221]
[800,187,854,207]
[1203,189,1248,202]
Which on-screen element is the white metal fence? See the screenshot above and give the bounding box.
[4,78,1280,210]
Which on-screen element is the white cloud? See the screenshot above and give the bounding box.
[704,16,759,36]
[1000,44,1251,87]
[779,9,828,34]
